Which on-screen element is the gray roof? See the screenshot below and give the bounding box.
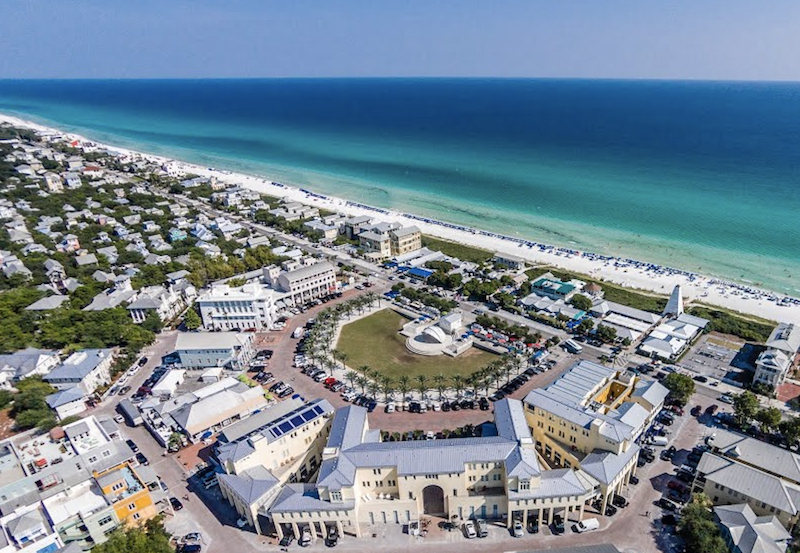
[390,226,420,238]
[218,398,305,444]
[509,468,593,500]
[46,386,85,409]
[6,507,46,538]
[270,483,355,514]
[714,503,790,553]
[766,323,800,354]
[0,348,58,379]
[280,262,335,283]
[580,444,640,485]
[45,349,112,383]
[631,379,670,409]
[217,465,279,505]
[74,253,98,266]
[25,294,69,311]
[698,452,800,515]
[604,301,661,324]
[707,428,800,485]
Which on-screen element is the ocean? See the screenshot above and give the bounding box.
[1,78,799,294]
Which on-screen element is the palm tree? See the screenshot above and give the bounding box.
[466,373,480,399]
[367,380,380,401]
[359,365,372,380]
[415,374,429,402]
[397,375,411,411]
[344,370,359,391]
[433,373,447,402]
[450,373,465,401]
[379,375,395,403]
[356,375,369,394]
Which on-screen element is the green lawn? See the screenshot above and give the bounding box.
[421,235,494,264]
[337,309,497,380]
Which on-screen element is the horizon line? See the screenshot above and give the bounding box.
[1,76,800,84]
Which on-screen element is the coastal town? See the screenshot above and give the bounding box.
[1,119,800,553]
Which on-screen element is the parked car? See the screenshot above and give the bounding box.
[463,520,477,539]
[136,452,149,466]
[719,394,734,404]
[279,535,294,548]
[385,403,395,413]
[552,514,565,533]
[691,405,703,417]
[476,518,488,538]
[668,481,687,493]
[278,387,295,398]
[611,495,628,508]
[629,475,639,485]
[298,526,313,547]
[512,520,524,538]
[705,404,719,415]
[668,489,688,504]
[527,517,539,533]
[575,518,599,533]
[657,498,679,511]
[170,497,183,511]
[138,357,148,366]
[126,439,139,453]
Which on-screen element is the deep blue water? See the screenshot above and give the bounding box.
[1,79,799,293]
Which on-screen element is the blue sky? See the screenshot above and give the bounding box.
[2,0,799,80]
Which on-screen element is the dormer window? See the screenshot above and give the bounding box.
[519,479,530,491]
[330,491,342,502]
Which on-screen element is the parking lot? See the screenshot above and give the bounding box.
[679,334,753,385]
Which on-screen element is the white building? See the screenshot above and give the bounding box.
[44,349,114,395]
[0,348,61,391]
[126,285,184,324]
[173,332,255,370]
[43,173,63,193]
[268,262,337,306]
[754,323,800,387]
[196,283,276,331]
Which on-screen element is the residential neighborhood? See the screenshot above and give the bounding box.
[1,122,800,553]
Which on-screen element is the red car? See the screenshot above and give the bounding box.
[668,405,684,416]
[668,481,687,493]
[324,377,338,388]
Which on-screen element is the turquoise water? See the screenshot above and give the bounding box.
[0,79,799,294]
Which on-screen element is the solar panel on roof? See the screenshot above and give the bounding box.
[313,406,324,415]
[301,411,315,422]
[279,422,292,433]
[291,416,304,427]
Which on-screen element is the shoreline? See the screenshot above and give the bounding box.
[3,112,798,326]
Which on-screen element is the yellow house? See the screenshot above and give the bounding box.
[94,463,157,525]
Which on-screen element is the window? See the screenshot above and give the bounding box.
[102,450,111,458]
[128,503,137,511]
[330,491,342,502]
[88,456,97,463]
[112,482,124,492]
[519,480,530,491]
[133,513,141,520]
[493,474,500,481]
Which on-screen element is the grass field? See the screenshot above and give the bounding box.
[337,309,497,380]
[421,235,494,264]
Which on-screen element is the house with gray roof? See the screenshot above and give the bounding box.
[44,349,113,395]
[0,348,60,391]
[755,322,800,387]
[714,503,790,553]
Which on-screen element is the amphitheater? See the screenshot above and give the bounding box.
[402,312,474,357]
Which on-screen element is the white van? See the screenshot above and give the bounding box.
[575,518,599,533]
[650,436,669,447]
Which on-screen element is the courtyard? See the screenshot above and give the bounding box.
[337,309,498,380]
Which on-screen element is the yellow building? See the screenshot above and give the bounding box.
[389,226,422,256]
[524,360,668,513]
[94,463,157,525]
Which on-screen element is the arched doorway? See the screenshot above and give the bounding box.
[422,485,445,516]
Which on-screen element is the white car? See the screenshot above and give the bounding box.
[512,520,524,538]
[385,403,395,413]
[719,394,734,404]
[463,520,477,539]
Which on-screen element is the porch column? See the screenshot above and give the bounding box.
[337,521,344,538]
[579,502,585,521]
[309,522,317,539]
[522,509,527,528]
[291,522,299,539]
[547,507,554,525]
[276,522,284,540]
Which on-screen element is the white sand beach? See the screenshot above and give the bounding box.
[4,112,799,326]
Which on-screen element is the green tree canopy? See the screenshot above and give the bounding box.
[93,517,173,553]
[570,293,592,311]
[662,373,696,407]
[183,308,201,330]
[755,406,782,433]
[733,391,760,427]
